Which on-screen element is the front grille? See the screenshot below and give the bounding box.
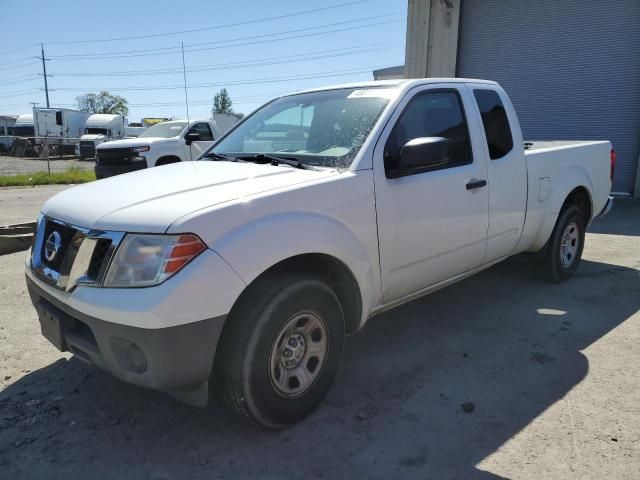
[79,141,95,159]
[87,239,112,280]
[31,217,124,291]
[97,147,133,165]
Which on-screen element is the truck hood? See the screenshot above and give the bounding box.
[42,161,338,233]
[96,137,170,149]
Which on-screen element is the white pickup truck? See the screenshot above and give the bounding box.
[26,79,613,429]
[94,119,223,178]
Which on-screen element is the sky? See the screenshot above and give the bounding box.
[0,0,407,121]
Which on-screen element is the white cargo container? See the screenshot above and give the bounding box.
[33,107,91,145]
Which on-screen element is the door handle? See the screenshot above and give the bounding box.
[466,179,487,190]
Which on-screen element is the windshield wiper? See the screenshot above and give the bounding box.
[241,153,314,170]
[202,152,243,162]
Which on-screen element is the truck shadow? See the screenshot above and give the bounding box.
[587,198,640,236]
[1,257,638,479]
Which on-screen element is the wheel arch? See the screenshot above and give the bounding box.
[226,253,363,337]
[529,164,595,252]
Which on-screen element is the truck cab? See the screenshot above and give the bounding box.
[76,114,127,159]
[94,119,222,179]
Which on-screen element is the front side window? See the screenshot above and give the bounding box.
[473,89,513,159]
[188,123,214,141]
[384,91,472,173]
[138,122,187,139]
[208,87,394,168]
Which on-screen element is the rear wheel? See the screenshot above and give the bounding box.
[537,205,586,282]
[215,273,345,429]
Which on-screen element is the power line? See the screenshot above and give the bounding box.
[50,65,384,93]
[45,1,368,45]
[0,88,41,99]
[50,43,400,77]
[0,56,39,67]
[1,61,41,72]
[47,15,403,60]
[0,44,39,57]
[0,74,40,86]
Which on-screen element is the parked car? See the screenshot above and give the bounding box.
[26,78,613,429]
[94,119,229,178]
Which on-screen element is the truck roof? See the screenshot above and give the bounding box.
[290,78,498,95]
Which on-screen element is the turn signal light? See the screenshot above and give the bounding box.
[163,234,206,274]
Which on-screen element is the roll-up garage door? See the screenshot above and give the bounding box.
[457,0,640,194]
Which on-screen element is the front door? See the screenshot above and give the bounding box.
[373,85,489,302]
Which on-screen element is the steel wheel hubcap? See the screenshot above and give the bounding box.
[269,311,328,398]
[560,222,579,267]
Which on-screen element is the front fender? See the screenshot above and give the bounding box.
[529,165,594,252]
[210,211,380,325]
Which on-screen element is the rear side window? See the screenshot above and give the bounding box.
[473,89,513,159]
[385,91,472,173]
[189,123,214,141]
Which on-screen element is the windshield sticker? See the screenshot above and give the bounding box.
[169,126,183,129]
[347,89,396,99]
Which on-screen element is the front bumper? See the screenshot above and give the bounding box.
[26,274,226,405]
[95,160,146,179]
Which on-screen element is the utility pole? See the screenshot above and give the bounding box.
[40,43,50,108]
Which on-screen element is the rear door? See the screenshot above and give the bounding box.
[373,84,489,302]
[469,85,527,262]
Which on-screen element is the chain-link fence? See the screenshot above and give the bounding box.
[0,136,94,177]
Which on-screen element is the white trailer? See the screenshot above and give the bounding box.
[33,107,91,147]
[211,113,243,134]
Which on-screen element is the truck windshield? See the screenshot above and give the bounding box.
[206,87,395,168]
[84,128,109,135]
[138,122,187,138]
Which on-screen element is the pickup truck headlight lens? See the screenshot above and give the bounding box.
[103,234,206,287]
[133,145,150,153]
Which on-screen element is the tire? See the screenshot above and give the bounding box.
[215,273,345,429]
[537,205,586,282]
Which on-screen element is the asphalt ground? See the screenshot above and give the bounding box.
[1,185,638,479]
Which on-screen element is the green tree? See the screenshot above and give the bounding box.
[76,91,129,115]
[212,88,233,114]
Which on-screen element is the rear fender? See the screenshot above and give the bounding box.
[529,165,594,252]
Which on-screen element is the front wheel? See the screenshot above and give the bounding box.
[215,273,345,429]
[537,205,586,282]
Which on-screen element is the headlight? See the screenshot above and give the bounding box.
[133,145,150,153]
[103,234,206,287]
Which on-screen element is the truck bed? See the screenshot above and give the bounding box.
[518,139,611,252]
[524,140,596,151]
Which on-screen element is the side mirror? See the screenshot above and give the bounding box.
[388,137,449,178]
[185,132,200,145]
